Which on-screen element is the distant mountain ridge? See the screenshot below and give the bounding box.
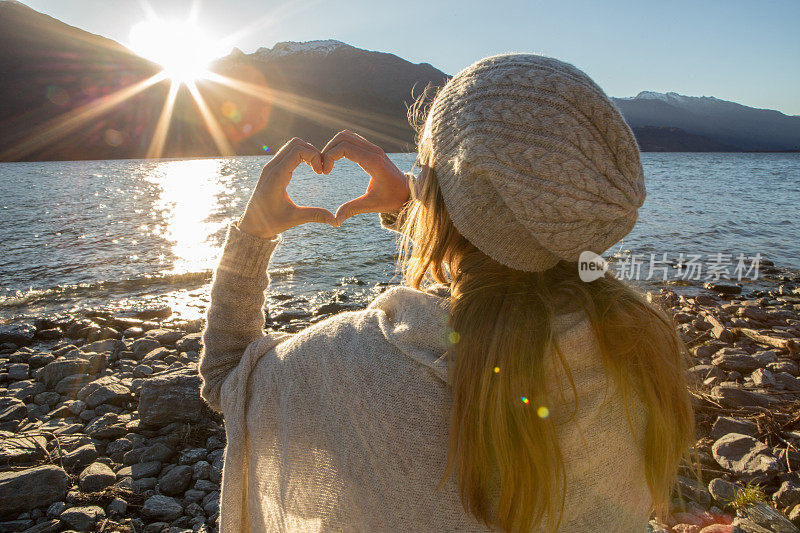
[612,91,800,152]
[0,1,797,160]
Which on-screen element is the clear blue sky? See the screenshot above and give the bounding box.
[20,0,800,115]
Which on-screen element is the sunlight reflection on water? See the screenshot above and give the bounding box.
[144,159,240,275]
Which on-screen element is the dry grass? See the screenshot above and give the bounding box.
[730,481,766,510]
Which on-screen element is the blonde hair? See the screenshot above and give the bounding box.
[397,94,696,532]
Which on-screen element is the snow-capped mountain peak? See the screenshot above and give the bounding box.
[626,91,722,105]
[255,39,347,59]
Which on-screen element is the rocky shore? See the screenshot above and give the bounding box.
[0,266,799,532]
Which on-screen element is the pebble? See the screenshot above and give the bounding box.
[712,433,784,480]
[78,461,116,492]
[138,368,203,426]
[141,494,184,521]
[159,464,193,495]
[59,504,105,530]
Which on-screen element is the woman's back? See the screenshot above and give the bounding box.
[202,280,652,531]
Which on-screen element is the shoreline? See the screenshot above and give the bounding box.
[0,266,799,532]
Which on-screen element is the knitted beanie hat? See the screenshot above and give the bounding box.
[423,53,646,272]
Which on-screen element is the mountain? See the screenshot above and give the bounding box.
[0,2,448,161]
[0,1,797,161]
[208,39,449,154]
[613,92,800,152]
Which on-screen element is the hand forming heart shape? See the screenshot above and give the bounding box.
[238,130,411,239]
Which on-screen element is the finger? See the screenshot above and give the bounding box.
[322,140,381,175]
[344,129,382,152]
[321,131,382,174]
[268,138,323,175]
[321,130,382,154]
[335,194,375,224]
[293,206,337,227]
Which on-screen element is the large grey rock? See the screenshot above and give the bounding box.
[712,433,784,479]
[141,346,171,364]
[0,324,35,346]
[7,379,45,401]
[107,497,128,515]
[0,435,47,465]
[710,416,759,439]
[84,412,128,439]
[145,328,184,345]
[141,495,183,521]
[737,502,799,533]
[61,443,98,472]
[674,475,712,507]
[776,373,800,392]
[710,385,775,409]
[774,480,800,509]
[708,477,737,505]
[0,397,27,431]
[77,376,131,408]
[54,374,93,396]
[202,491,220,515]
[713,354,761,373]
[0,466,68,517]
[158,465,192,496]
[132,337,161,358]
[179,448,207,465]
[139,369,203,426]
[138,442,173,463]
[59,505,105,531]
[7,363,29,380]
[40,358,92,388]
[117,461,162,480]
[79,462,116,492]
[82,339,124,354]
[175,333,202,353]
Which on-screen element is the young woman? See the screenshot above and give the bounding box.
[199,54,695,532]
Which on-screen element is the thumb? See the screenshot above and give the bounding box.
[295,206,337,227]
[335,195,371,225]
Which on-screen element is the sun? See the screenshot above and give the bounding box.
[129,19,223,83]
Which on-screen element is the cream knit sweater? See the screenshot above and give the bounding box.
[199,221,653,532]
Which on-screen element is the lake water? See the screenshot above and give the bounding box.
[0,153,798,323]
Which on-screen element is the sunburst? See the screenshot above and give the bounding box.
[0,0,411,161]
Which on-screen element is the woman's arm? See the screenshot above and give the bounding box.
[198,224,280,410]
[198,132,410,410]
[199,138,335,410]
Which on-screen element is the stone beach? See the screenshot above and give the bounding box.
[0,264,799,532]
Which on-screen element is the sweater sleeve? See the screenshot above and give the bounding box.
[379,207,406,233]
[378,171,415,234]
[199,223,283,411]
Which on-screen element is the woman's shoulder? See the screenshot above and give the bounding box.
[273,284,450,352]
